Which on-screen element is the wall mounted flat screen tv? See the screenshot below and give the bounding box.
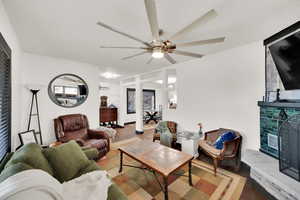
[269,30,300,90]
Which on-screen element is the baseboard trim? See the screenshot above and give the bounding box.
[135,130,144,134]
[124,121,136,125]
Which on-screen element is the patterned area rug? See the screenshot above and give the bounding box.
[98,138,246,200]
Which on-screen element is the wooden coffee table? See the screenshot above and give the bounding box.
[118,140,194,200]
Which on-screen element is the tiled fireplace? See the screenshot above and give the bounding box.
[258,101,300,181]
[259,102,300,158]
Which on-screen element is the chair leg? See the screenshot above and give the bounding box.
[234,157,241,172]
[213,158,218,176]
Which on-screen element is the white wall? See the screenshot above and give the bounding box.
[20,53,101,145]
[0,1,23,150]
[165,41,265,157]
[99,81,121,108]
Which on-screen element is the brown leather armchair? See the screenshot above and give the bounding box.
[54,114,110,159]
[198,128,242,175]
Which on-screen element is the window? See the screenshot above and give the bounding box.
[64,86,78,96]
[0,33,11,161]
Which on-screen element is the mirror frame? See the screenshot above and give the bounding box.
[48,73,89,108]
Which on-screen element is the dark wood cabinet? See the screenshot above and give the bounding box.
[99,107,118,126]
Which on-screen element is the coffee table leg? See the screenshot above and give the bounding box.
[119,151,123,173]
[189,160,193,186]
[164,177,168,200]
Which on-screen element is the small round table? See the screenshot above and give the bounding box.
[177,131,202,158]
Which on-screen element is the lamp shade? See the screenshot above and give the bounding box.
[25,84,45,91]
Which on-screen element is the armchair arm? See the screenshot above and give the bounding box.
[54,118,65,141]
[87,129,110,152]
[75,138,85,146]
[220,137,241,158]
[58,136,69,143]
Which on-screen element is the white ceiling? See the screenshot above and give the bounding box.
[3,0,300,76]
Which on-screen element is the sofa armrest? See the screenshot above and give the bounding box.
[88,129,110,152]
[107,184,128,200]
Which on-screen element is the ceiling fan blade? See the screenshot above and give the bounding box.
[169,9,218,41]
[121,51,149,60]
[97,21,151,47]
[146,57,153,64]
[164,53,177,64]
[176,37,225,47]
[173,50,203,58]
[144,0,160,41]
[100,46,148,50]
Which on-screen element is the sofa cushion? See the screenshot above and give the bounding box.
[82,147,99,160]
[76,160,101,178]
[5,143,53,176]
[0,152,14,173]
[43,140,90,182]
[0,163,33,182]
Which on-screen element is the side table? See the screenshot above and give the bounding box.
[177,131,202,158]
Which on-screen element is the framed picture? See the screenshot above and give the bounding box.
[126,88,156,114]
[18,130,38,146]
[127,88,136,114]
[143,89,156,111]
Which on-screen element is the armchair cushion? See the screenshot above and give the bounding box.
[214,131,236,150]
[199,140,221,156]
[84,139,108,150]
[43,140,90,182]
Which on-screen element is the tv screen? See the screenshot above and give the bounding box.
[269,30,300,90]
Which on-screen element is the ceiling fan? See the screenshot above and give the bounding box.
[97,0,225,64]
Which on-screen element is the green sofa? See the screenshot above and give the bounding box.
[0,141,127,200]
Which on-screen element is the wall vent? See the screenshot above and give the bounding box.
[268,134,278,150]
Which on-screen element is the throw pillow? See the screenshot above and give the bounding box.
[0,152,14,173]
[214,131,236,150]
[0,163,33,183]
[5,143,53,175]
[43,140,90,182]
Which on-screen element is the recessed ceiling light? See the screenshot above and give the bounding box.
[155,77,177,84]
[101,72,120,79]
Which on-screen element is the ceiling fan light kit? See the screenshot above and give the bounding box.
[152,48,164,59]
[97,0,226,64]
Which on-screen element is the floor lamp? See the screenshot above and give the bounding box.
[26,84,43,145]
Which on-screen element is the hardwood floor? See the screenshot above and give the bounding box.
[113,124,275,200]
